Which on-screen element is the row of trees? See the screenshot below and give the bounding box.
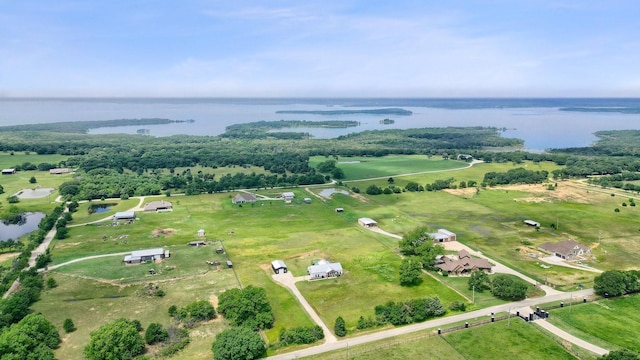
[483,168,549,186]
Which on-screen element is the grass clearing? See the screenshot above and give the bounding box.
[444,319,576,360]
[309,155,468,180]
[33,269,237,359]
[549,294,640,352]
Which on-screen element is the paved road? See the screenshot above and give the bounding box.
[272,272,337,344]
[266,289,595,360]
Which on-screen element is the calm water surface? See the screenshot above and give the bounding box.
[1,98,639,151]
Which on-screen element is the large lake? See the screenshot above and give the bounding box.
[1,98,639,151]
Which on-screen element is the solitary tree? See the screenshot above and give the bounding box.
[212,327,266,360]
[468,271,491,292]
[29,176,37,184]
[334,316,346,337]
[490,275,527,300]
[84,318,145,360]
[594,270,628,297]
[399,258,423,286]
[63,318,76,333]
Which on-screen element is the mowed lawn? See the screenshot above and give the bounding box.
[549,294,640,352]
[302,319,579,360]
[309,155,469,180]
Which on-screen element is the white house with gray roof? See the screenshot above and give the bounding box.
[308,260,343,279]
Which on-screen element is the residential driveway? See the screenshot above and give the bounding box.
[535,318,608,356]
[272,272,337,343]
[365,226,402,239]
[539,256,603,273]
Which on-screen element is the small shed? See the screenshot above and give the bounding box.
[335,208,344,213]
[113,211,136,220]
[188,241,206,247]
[303,198,312,204]
[271,260,288,274]
[1,169,16,175]
[524,220,540,227]
[49,168,70,175]
[358,217,377,228]
[197,229,205,237]
[226,260,233,268]
[282,192,295,202]
[216,247,225,254]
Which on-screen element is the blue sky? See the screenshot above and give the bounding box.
[1,1,639,97]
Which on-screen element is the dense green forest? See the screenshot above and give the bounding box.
[2,123,640,200]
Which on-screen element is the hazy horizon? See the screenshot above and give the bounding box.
[1,1,639,98]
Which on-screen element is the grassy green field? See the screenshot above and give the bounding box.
[303,319,583,360]
[444,320,577,360]
[22,155,640,358]
[309,155,469,180]
[549,294,640,352]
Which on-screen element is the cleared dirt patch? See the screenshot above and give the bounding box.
[443,187,477,198]
[492,182,602,204]
[152,228,177,237]
[0,252,18,263]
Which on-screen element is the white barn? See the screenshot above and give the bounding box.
[124,248,169,264]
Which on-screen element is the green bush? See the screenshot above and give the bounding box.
[63,318,76,333]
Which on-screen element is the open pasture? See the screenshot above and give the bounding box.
[310,155,468,180]
[33,269,237,360]
[549,294,640,352]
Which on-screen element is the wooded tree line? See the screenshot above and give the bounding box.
[483,168,549,186]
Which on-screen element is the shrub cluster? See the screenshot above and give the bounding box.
[278,326,324,345]
[374,297,446,326]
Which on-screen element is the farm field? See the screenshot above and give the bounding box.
[309,155,469,180]
[549,294,640,352]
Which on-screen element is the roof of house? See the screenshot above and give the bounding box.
[438,229,455,236]
[234,193,257,202]
[524,220,540,226]
[282,191,295,197]
[1,168,15,172]
[49,168,69,174]
[271,260,287,269]
[435,251,491,272]
[430,233,449,241]
[308,260,342,275]
[539,239,589,256]
[144,200,173,211]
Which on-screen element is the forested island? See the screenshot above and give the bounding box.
[275,107,413,115]
[559,107,640,114]
[0,118,194,134]
[222,120,359,139]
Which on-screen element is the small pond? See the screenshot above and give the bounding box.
[89,204,115,214]
[0,212,46,241]
[319,188,350,199]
